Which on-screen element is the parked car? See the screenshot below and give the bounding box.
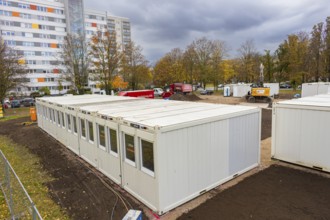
[280,83,292,89]
[11,100,21,108]
[153,88,164,97]
[21,98,35,107]
[200,89,214,95]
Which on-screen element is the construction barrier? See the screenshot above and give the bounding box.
[0,105,3,118]
[30,107,37,121]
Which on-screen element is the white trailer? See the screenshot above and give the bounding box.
[232,84,251,97]
[272,94,330,172]
[36,97,261,215]
[264,83,279,97]
[301,82,330,97]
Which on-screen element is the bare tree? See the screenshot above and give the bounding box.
[324,17,330,81]
[90,30,122,95]
[121,41,149,90]
[191,37,214,88]
[0,37,26,103]
[238,39,260,82]
[60,32,90,94]
[183,45,197,84]
[309,22,324,82]
[209,40,228,89]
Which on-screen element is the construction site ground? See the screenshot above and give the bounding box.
[1,94,330,220]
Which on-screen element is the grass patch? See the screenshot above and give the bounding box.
[0,108,30,122]
[0,136,69,219]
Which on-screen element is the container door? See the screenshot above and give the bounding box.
[79,114,98,167]
[120,125,158,210]
[96,118,122,184]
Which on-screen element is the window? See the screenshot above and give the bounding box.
[73,116,77,134]
[141,140,154,175]
[49,109,53,122]
[57,111,60,126]
[80,118,86,138]
[66,114,71,132]
[109,128,118,154]
[61,112,65,128]
[124,134,135,164]
[98,125,106,150]
[88,121,94,142]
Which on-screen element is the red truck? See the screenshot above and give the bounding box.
[162,83,193,99]
[118,90,154,99]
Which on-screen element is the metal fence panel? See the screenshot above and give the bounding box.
[0,150,43,220]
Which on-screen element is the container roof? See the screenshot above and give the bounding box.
[40,96,259,128]
[96,100,258,128]
[277,94,330,107]
[38,95,139,106]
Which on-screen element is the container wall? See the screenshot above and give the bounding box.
[264,83,279,96]
[158,112,260,213]
[228,113,260,175]
[273,107,330,171]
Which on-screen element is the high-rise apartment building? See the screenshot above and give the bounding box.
[0,0,131,95]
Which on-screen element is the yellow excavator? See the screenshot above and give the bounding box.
[245,63,272,103]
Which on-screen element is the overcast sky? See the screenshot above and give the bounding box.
[84,0,330,64]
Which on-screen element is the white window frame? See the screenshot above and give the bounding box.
[107,127,118,157]
[80,118,86,140]
[87,120,94,144]
[72,116,78,135]
[123,132,136,167]
[66,114,71,132]
[139,138,155,177]
[97,124,106,151]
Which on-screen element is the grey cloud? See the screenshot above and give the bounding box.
[84,0,330,63]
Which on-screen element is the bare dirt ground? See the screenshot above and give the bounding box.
[1,94,329,220]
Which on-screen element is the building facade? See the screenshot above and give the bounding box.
[0,0,131,96]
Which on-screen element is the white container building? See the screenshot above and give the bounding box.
[232,84,251,97]
[272,94,330,172]
[264,83,279,97]
[301,82,330,97]
[36,96,261,215]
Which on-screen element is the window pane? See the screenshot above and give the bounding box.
[57,111,60,125]
[67,114,71,130]
[61,112,65,127]
[98,125,105,147]
[88,121,94,141]
[73,116,77,133]
[81,118,86,138]
[141,140,154,172]
[109,129,117,153]
[125,134,135,162]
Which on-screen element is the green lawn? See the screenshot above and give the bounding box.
[0,107,30,121]
[0,135,69,219]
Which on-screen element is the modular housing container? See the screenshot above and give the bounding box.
[36,95,140,154]
[264,83,279,97]
[232,84,251,97]
[301,82,330,97]
[36,96,261,215]
[272,94,330,172]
